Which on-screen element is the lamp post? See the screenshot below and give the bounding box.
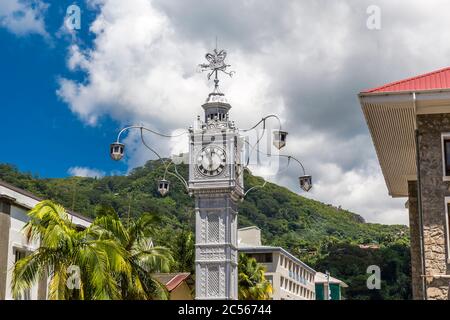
[109,47,312,299]
[326,270,331,300]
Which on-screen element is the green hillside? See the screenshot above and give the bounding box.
[0,161,411,299]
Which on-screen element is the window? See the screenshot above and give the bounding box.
[251,253,273,263]
[444,138,450,176]
[442,134,450,178]
[14,249,30,300]
[207,214,220,243]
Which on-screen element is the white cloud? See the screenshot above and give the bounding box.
[0,0,48,36]
[58,0,450,225]
[257,132,409,225]
[68,166,105,178]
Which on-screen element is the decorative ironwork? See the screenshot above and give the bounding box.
[199,48,235,89]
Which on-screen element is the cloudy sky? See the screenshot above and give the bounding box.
[3,0,450,225]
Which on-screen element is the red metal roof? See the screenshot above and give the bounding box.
[164,273,190,291]
[362,66,450,93]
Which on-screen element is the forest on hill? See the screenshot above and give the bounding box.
[0,161,411,299]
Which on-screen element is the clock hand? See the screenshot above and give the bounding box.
[207,154,213,169]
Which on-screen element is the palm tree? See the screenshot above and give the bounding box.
[12,200,130,300]
[92,205,173,299]
[238,253,272,300]
[12,201,173,300]
[170,228,195,274]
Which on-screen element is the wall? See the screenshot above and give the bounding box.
[407,180,424,299]
[237,227,261,247]
[170,281,193,300]
[275,252,315,300]
[417,113,450,300]
[5,205,40,300]
[0,199,11,299]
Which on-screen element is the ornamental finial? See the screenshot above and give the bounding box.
[198,44,235,90]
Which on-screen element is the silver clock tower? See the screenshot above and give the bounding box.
[109,46,309,300]
[189,48,243,300]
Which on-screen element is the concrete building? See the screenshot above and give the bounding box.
[238,226,316,300]
[0,180,91,300]
[314,272,348,300]
[359,66,450,300]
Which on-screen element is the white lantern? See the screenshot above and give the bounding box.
[273,130,288,149]
[299,175,312,192]
[158,179,170,196]
[110,142,125,161]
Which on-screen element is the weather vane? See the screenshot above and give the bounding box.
[199,45,235,89]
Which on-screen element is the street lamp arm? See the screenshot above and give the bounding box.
[243,171,267,197]
[163,161,189,190]
[241,155,307,196]
[240,114,282,132]
[245,125,266,167]
[242,139,307,176]
[118,127,189,193]
[139,128,164,161]
[116,125,188,142]
[279,155,307,176]
[241,114,284,167]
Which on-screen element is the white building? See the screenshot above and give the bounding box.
[0,180,91,300]
[238,226,316,300]
[314,272,348,300]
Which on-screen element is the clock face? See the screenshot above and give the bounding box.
[197,146,227,177]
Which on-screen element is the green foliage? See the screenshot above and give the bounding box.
[1,161,411,300]
[238,253,272,300]
[170,229,195,275]
[313,242,411,300]
[12,200,173,300]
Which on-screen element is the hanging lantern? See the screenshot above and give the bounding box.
[158,179,170,196]
[110,142,125,161]
[299,175,312,192]
[273,130,288,149]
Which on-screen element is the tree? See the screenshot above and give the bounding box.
[12,201,173,300]
[170,228,195,274]
[12,200,129,299]
[92,205,173,299]
[238,253,272,300]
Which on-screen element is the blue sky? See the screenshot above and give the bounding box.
[1,1,127,177]
[4,0,450,224]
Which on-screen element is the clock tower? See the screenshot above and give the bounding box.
[189,48,243,300]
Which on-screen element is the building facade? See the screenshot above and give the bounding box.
[238,226,316,300]
[0,180,91,300]
[314,272,347,300]
[360,67,450,300]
